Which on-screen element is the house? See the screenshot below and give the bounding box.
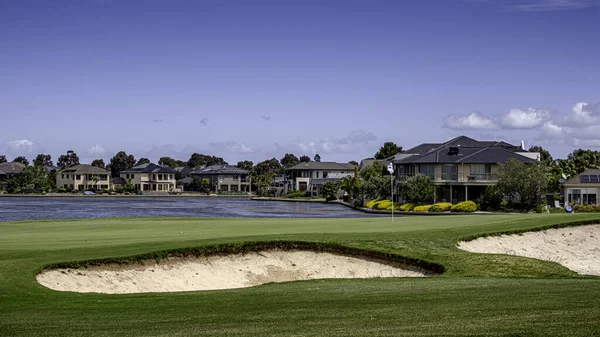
[562,169,599,205]
[393,136,540,203]
[0,162,26,192]
[56,164,111,191]
[191,164,251,193]
[119,163,177,192]
[286,162,356,195]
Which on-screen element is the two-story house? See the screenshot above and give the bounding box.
[119,163,176,192]
[191,165,250,193]
[286,162,356,195]
[56,164,112,191]
[561,168,600,206]
[393,136,540,203]
[0,162,26,192]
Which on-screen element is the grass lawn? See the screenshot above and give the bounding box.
[1,213,600,336]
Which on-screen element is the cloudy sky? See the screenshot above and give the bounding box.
[1,0,599,164]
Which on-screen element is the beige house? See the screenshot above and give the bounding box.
[120,163,176,192]
[394,136,540,203]
[562,169,599,205]
[286,162,355,195]
[56,164,111,191]
[191,165,251,193]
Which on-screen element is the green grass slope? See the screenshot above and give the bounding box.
[1,213,600,336]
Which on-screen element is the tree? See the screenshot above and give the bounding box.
[251,158,282,194]
[353,165,360,198]
[91,159,106,169]
[91,175,100,190]
[158,157,186,168]
[497,159,548,210]
[135,158,151,166]
[13,156,29,166]
[314,154,321,162]
[320,181,339,201]
[6,165,53,193]
[236,160,254,172]
[339,175,354,200]
[406,175,435,203]
[360,160,388,181]
[109,151,136,177]
[299,155,311,163]
[528,145,553,165]
[33,154,52,167]
[187,153,227,168]
[480,185,504,211]
[375,142,402,160]
[348,160,358,166]
[0,155,6,163]
[201,178,211,193]
[567,149,600,174]
[280,153,300,168]
[362,176,392,200]
[57,150,80,169]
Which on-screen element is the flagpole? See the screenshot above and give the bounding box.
[391,174,394,221]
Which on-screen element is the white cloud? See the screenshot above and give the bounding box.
[87,144,106,156]
[209,141,257,154]
[539,121,566,140]
[572,138,600,148]
[501,108,551,129]
[570,102,600,126]
[273,130,378,158]
[443,111,497,130]
[5,139,36,153]
[506,0,598,11]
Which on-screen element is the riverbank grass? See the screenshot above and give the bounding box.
[1,213,600,336]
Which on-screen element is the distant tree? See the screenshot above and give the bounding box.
[0,155,7,163]
[91,159,106,169]
[353,165,360,198]
[158,157,186,168]
[201,178,211,193]
[528,145,553,165]
[299,155,311,163]
[362,176,392,200]
[406,175,435,204]
[109,151,136,177]
[360,160,388,181]
[320,181,339,201]
[57,150,80,169]
[280,153,300,168]
[339,175,354,197]
[374,142,402,160]
[251,158,282,194]
[187,153,227,168]
[33,154,52,167]
[314,154,321,162]
[348,160,358,166]
[135,158,151,166]
[567,149,600,173]
[497,159,548,210]
[236,160,254,172]
[13,156,29,166]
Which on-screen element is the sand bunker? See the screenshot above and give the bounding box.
[37,250,427,294]
[458,224,600,276]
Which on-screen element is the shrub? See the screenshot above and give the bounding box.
[365,199,381,209]
[429,202,452,212]
[574,204,594,212]
[285,190,307,199]
[375,200,393,210]
[399,203,417,211]
[534,203,548,213]
[57,187,67,193]
[480,185,504,211]
[450,201,477,212]
[414,205,433,212]
[386,202,402,211]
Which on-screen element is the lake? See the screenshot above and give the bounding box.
[0,197,376,222]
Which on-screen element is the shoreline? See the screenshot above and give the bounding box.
[0,193,252,198]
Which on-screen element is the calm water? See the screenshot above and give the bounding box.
[0,197,376,222]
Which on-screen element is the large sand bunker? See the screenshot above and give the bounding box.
[37,250,428,294]
[458,224,600,276]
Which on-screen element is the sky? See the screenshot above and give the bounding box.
[1,0,599,165]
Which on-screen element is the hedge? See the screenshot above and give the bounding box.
[365,199,382,209]
[413,205,433,212]
[429,202,453,212]
[450,200,477,212]
[374,200,393,210]
[386,202,403,211]
[399,203,418,211]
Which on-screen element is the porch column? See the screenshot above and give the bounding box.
[465,185,468,201]
[450,185,453,203]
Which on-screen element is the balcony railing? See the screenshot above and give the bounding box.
[397,173,498,183]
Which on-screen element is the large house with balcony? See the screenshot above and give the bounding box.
[191,164,251,193]
[286,162,356,195]
[119,163,176,192]
[0,162,26,192]
[561,169,600,205]
[56,164,112,191]
[393,136,540,203]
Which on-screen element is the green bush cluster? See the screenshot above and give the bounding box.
[375,200,393,210]
[386,202,402,211]
[57,188,67,193]
[534,203,549,213]
[285,191,308,199]
[429,202,452,212]
[365,199,381,209]
[399,203,417,211]
[413,205,432,212]
[450,201,477,212]
[572,204,600,212]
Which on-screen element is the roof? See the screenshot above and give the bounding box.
[177,177,194,184]
[59,164,111,175]
[110,177,126,185]
[287,162,356,171]
[564,169,600,185]
[0,162,26,175]
[192,164,248,175]
[394,135,537,165]
[174,167,198,175]
[120,163,175,174]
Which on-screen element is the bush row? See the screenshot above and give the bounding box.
[365,200,477,213]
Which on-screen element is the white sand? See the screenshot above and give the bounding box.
[37,250,427,294]
[458,224,600,276]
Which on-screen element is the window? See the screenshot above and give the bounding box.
[418,164,435,180]
[61,174,64,179]
[315,171,320,178]
[76,175,81,180]
[568,188,597,205]
[323,172,328,178]
[221,185,229,192]
[230,185,239,192]
[233,175,239,180]
[470,164,492,180]
[158,174,163,180]
[441,164,457,180]
[153,174,157,180]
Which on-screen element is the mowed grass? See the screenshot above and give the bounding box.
[1,213,600,336]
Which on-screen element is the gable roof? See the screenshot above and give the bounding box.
[0,162,25,175]
[287,162,356,171]
[192,164,248,175]
[120,163,175,174]
[59,164,111,175]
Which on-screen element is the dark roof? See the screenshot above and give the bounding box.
[287,162,355,171]
[177,177,194,184]
[60,164,110,175]
[192,165,248,175]
[174,167,198,175]
[395,135,536,165]
[0,162,25,175]
[110,177,126,185]
[120,163,175,174]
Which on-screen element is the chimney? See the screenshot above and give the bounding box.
[521,140,525,150]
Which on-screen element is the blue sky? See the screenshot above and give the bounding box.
[1,0,599,164]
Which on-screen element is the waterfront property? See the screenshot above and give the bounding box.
[119,163,177,192]
[393,135,540,203]
[56,164,111,191]
[286,161,355,195]
[0,162,25,192]
[561,168,600,205]
[191,164,250,193]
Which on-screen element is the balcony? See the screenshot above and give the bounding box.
[397,173,498,183]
